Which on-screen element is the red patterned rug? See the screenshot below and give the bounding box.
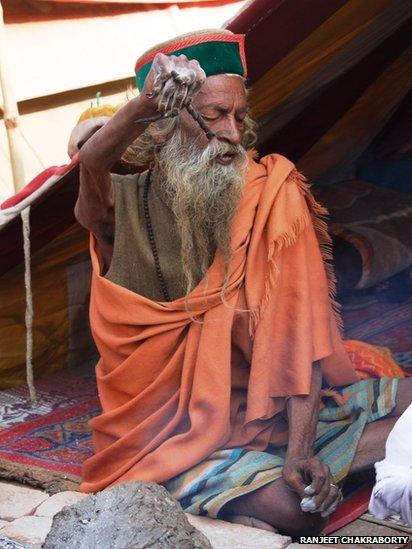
[0,400,99,474]
[0,368,99,492]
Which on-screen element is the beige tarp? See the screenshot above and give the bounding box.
[0,1,245,201]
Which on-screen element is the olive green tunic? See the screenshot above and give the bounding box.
[105,171,207,301]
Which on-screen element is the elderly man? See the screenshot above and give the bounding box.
[75,30,411,537]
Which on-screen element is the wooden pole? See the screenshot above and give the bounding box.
[0,1,25,192]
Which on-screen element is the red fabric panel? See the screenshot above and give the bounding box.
[227,0,347,83]
[1,157,78,210]
[0,163,80,276]
[3,1,231,24]
[324,483,372,534]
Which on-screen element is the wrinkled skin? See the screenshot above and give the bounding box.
[141,52,206,115]
[140,52,248,157]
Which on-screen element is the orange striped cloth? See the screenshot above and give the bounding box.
[345,340,407,380]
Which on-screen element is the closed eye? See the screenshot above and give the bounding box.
[200,114,219,121]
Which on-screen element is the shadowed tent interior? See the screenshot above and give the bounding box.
[0,0,411,533]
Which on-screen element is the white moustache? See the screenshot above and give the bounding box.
[201,141,244,163]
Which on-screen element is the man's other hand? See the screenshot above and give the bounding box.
[141,53,206,118]
[282,456,342,517]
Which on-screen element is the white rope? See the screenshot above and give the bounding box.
[21,206,37,403]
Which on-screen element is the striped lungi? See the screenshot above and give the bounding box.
[165,377,398,518]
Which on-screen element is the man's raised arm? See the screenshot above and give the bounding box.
[74,53,206,254]
[74,97,155,254]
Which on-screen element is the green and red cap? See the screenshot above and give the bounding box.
[135,29,247,91]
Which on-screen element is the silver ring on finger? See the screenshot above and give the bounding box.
[331,484,343,502]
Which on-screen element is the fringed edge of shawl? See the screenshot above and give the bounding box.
[249,170,343,338]
[248,172,312,336]
[294,171,344,334]
[292,170,343,335]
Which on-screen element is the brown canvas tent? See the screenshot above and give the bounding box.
[1,0,411,388]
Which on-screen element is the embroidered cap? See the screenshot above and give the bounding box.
[135,29,247,91]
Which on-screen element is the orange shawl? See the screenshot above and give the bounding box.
[81,154,358,493]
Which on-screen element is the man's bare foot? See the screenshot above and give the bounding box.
[221,478,326,538]
[224,514,278,532]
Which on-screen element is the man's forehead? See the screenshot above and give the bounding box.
[195,74,248,109]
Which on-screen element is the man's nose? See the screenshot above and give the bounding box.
[217,117,242,146]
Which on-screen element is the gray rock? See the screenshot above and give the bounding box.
[0,537,26,549]
[43,481,211,549]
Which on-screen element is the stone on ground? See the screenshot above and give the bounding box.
[0,516,52,545]
[34,491,87,518]
[0,483,49,521]
[186,514,291,549]
[0,537,27,549]
[43,481,211,549]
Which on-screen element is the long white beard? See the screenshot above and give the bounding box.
[154,130,248,294]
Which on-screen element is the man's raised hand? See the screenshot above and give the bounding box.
[141,53,206,118]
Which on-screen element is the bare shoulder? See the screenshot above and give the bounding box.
[75,165,115,242]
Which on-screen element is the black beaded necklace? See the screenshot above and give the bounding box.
[143,170,171,302]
